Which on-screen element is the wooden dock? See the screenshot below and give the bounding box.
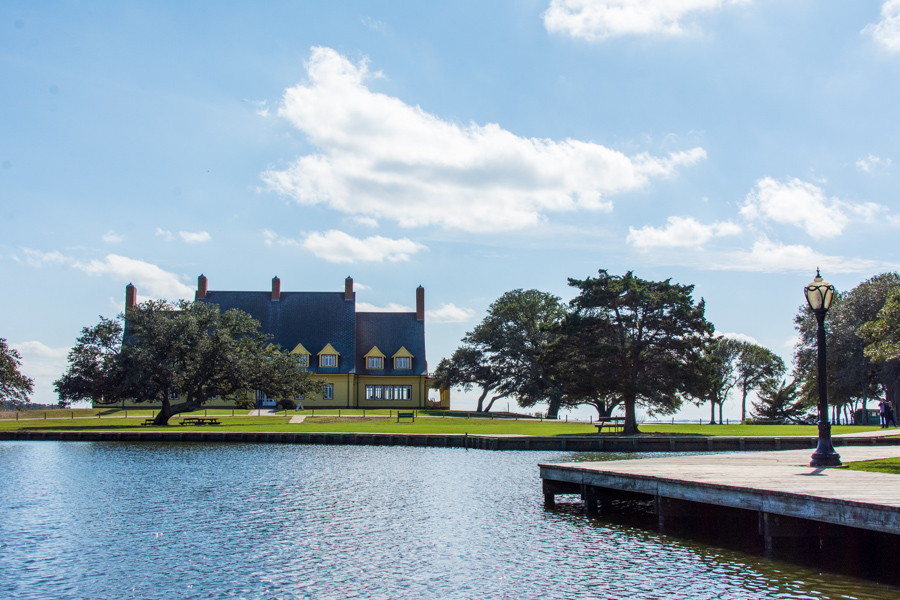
[540,446,900,552]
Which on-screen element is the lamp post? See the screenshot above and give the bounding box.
[805,269,841,468]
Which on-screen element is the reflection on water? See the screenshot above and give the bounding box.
[0,442,896,599]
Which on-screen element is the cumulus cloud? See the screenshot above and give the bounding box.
[73,254,195,300]
[863,1,900,52]
[426,303,476,323]
[18,248,68,267]
[356,301,413,312]
[102,230,123,243]
[627,216,740,250]
[715,331,760,345]
[156,228,174,241]
[542,0,751,41]
[262,47,705,233]
[302,230,426,263]
[740,177,885,237]
[179,231,211,243]
[12,341,70,406]
[856,154,892,173]
[708,237,894,274]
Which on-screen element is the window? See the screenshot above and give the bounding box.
[365,385,411,401]
[367,356,383,369]
[323,384,334,400]
[394,357,411,370]
[297,355,309,367]
[320,354,337,367]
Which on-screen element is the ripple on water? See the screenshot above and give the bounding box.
[0,442,896,600]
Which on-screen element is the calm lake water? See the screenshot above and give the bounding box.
[0,441,897,600]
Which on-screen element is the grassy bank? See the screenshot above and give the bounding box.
[848,457,900,475]
[0,410,890,437]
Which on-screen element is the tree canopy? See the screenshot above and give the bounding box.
[554,270,714,434]
[693,337,743,425]
[751,379,808,424]
[736,343,785,424]
[56,300,323,424]
[0,338,34,410]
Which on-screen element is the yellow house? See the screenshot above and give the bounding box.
[120,275,448,409]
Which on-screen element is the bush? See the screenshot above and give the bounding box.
[275,398,296,411]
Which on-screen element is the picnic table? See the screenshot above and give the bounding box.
[594,416,625,433]
[180,417,221,426]
[396,411,415,423]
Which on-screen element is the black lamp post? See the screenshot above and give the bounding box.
[805,269,841,468]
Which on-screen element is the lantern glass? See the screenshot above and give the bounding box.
[805,271,835,311]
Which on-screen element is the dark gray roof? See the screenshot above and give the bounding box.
[201,291,356,374]
[355,312,427,376]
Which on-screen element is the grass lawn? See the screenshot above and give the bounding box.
[0,413,890,437]
[847,457,900,475]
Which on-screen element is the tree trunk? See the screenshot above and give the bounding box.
[153,396,201,425]
[741,385,748,424]
[475,388,489,413]
[592,400,613,419]
[623,395,639,435]
[709,400,715,425]
[546,397,561,420]
[483,392,509,413]
[718,401,723,425]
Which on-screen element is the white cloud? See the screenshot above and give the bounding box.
[542,0,751,41]
[19,248,69,267]
[740,177,885,237]
[302,230,426,263]
[426,303,476,323]
[156,228,174,241]
[627,216,740,250]
[709,237,894,274]
[262,47,705,233]
[783,335,800,349]
[102,230,123,243]
[73,254,194,300]
[856,154,892,173]
[356,301,413,312]
[12,341,70,406]
[353,282,371,291]
[715,331,760,345]
[179,231,211,243]
[863,1,900,53]
[352,216,379,227]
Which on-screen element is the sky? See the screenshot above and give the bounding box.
[3,0,900,421]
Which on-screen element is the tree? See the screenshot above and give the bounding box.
[460,289,567,418]
[751,379,808,424]
[431,347,509,413]
[736,343,786,424]
[55,316,126,408]
[57,300,323,425]
[0,338,34,410]
[694,337,743,425]
[559,270,714,434]
[795,273,900,422]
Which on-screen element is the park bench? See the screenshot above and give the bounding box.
[180,417,221,426]
[396,411,415,423]
[594,416,625,433]
[141,418,155,426]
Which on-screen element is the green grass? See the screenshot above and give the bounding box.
[847,457,900,475]
[0,414,890,437]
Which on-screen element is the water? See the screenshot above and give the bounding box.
[0,442,896,600]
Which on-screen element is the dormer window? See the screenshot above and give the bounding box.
[364,346,386,370]
[290,342,311,369]
[318,343,340,368]
[392,346,414,370]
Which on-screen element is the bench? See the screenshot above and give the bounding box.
[396,411,415,423]
[180,417,221,426]
[141,418,156,426]
[595,416,625,433]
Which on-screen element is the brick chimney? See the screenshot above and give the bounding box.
[345,276,355,301]
[196,274,208,300]
[125,283,137,312]
[272,276,281,301]
[416,285,425,321]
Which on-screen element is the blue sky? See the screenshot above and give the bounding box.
[3,1,900,420]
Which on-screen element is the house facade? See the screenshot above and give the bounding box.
[118,275,449,410]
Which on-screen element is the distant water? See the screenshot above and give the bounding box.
[0,441,896,600]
